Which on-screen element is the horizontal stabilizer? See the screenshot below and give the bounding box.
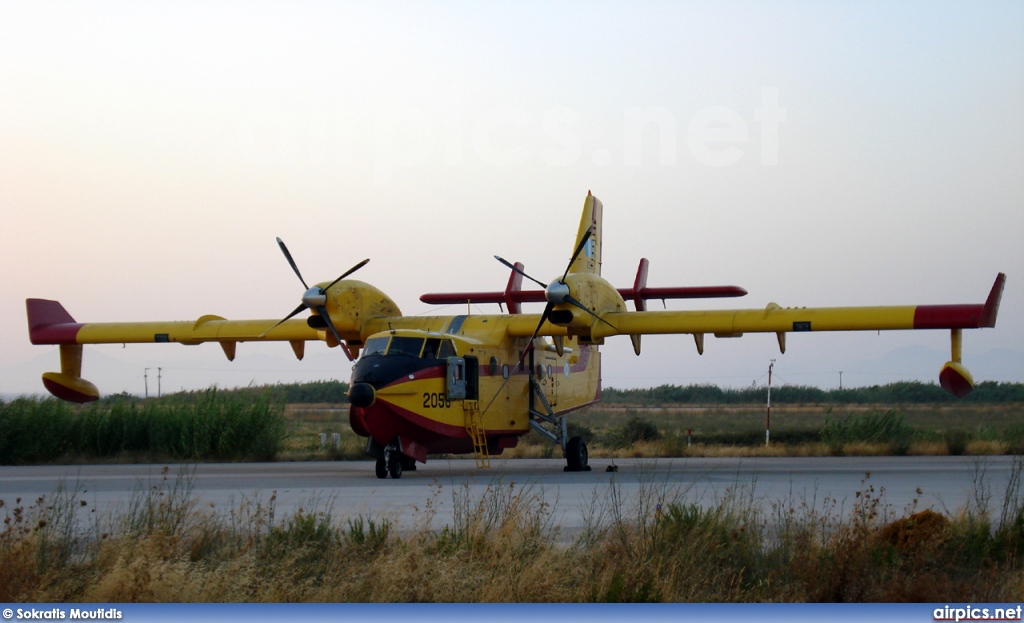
[421,258,747,312]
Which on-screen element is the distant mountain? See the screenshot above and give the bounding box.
[842,346,1024,387]
[0,347,353,399]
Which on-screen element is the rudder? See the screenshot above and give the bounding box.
[567,191,602,276]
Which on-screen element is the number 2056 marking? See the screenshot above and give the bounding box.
[422,393,451,409]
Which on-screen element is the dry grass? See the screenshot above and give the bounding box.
[966,440,1010,455]
[3,460,1023,602]
[273,402,1024,463]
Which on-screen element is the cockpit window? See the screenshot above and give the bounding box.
[363,336,389,357]
[438,340,456,359]
[423,338,441,360]
[388,336,425,357]
[362,335,457,359]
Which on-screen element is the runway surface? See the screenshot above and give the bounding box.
[0,456,1020,533]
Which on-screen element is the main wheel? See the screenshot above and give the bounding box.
[389,456,403,479]
[375,457,388,479]
[565,436,589,472]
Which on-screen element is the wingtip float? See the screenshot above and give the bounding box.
[26,193,1005,475]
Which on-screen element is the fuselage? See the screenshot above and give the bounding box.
[347,317,601,464]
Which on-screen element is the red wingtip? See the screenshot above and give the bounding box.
[26,299,82,345]
[980,273,1005,328]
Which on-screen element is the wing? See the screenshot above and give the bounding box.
[26,299,327,402]
[27,299,321,350]
[500,273,1005,398]
[585,273,1005,398]
[592,273,1004,340]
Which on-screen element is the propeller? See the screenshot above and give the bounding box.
[480,227,614,418]
[261,237,369,359]
[493,226,615,366]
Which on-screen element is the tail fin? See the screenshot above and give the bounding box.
[568,191,602,276]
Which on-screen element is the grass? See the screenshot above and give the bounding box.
[0,392,286,464]
[3,393,1022,464]
[1,460,1022,601]
[560,403,1024,459]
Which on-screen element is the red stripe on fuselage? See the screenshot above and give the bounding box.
[355,395,523,456]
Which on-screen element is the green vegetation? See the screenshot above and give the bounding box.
[0,390,285,464]
[4,380,1024,464]
[120,380,349,406]
[1,463,1022,601]
[603,381,1024,405]
[820,409,914,455]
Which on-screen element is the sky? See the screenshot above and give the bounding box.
[1,1,1022,398]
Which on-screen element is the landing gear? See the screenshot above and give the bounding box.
[369,438,414,479]
[388,457,403,479]
[564,435,590,472]
[525,350,592,473]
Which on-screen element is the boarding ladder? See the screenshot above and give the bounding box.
[463,400,490,468]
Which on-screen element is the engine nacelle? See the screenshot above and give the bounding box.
[322,280,402,341]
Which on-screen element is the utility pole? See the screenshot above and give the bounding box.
[839,371,843,390]
[765,359,776,446]
[144,368,150,398]
[158,367,162,398]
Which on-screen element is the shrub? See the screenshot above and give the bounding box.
[604,415,661,448]
[820,409,914,454]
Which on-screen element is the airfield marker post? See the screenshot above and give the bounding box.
[765,360,775,446]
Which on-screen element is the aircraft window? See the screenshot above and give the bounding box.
[437,340,456,359]
[423,338,441,360]
[388,336,425,357]
[363,337,389,357]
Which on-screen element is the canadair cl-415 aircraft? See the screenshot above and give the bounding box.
[27,193,1005,477]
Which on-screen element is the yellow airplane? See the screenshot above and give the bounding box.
[26,192,1005,477]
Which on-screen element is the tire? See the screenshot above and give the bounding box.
[389,456,403,479]
[400,455,418,471]
[375,457,388,479]
[565,436,588,472]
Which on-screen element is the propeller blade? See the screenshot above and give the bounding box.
[564,294,617,330]
[561,226,593,283]
[323,258,370,292]
[314,305,355,360]
[276,237,309,290]
[518,302,554,367]
[259,302,307,338]
[314,305,344,345]
[495,256,547,289]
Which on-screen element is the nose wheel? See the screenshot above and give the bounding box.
[374,457,390,479]
[374,441,415,479]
